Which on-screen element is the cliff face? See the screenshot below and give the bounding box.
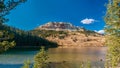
[45,31,105,48]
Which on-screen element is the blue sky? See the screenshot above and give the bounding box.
[6,0,108,32]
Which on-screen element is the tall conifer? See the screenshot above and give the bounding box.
[104,0,120,67]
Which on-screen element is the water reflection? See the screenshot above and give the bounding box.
[0,47,107,68]
[48,47,107,62]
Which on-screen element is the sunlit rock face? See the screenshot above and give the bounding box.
[36,22,83,31]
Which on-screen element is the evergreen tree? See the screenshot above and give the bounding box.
[0,0,26,53]
[21,60,31,68]
[85,61,91,68]
[33,46,48,68]
[104,0,120,68]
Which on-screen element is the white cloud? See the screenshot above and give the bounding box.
[95,30,105,34]
[81,18,96,24]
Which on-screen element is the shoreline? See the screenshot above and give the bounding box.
[57,45,106,48]
[7,46,107,52]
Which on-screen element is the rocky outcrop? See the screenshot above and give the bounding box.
[36,22,83,31]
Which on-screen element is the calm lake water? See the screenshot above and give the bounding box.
[0,47,107,68]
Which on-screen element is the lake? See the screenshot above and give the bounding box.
[0,47,107,68]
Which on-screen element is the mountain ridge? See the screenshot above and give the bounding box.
[35,22,83,31]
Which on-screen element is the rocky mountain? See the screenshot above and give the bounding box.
[31,22,105,48]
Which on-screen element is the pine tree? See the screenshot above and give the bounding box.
[33,46,48,68]
[104,0,120,68]
[0,0,26,53]
[21,60,31,68]
[85,61,91,68]
[33,47,48,68]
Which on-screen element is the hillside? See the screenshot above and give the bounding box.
[31,22,105,48]
[0,24,58,49]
